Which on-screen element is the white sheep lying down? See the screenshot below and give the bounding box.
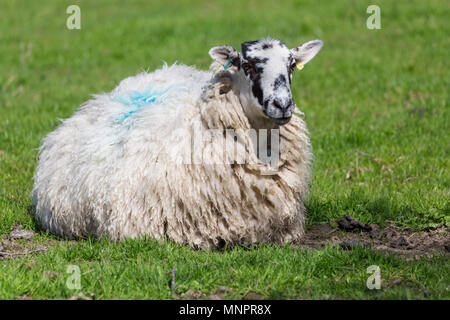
[33,38,323,249]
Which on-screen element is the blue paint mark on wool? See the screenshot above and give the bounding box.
[113,85,176,123]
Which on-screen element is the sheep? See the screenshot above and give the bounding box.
[32,38,323,249]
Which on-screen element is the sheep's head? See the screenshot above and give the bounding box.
[209,38,323,126]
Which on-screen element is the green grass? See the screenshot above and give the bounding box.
[0,0,449,299]
[1,239,449,300]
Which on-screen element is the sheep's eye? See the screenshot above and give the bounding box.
[289,63,297,73]
[242,63,253,73]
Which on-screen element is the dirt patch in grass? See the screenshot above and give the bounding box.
[298,216,449,259]
[0,223,52,260]
[174,286,263,300]
[2,218,448,261]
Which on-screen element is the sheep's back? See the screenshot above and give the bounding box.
[33,64,211,238]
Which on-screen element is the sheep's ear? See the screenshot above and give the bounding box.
[291,40,323,65]
[209,45,240,68]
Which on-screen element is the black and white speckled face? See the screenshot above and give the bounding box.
[209,38,323,126]
[240,39,296,125]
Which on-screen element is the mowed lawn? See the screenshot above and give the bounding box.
[0,0,448,299]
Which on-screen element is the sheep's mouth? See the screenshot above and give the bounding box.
[268,116,291,125]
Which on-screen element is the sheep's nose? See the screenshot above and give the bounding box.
[272,99,293,112]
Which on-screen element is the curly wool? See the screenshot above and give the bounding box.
[32,63,312,249]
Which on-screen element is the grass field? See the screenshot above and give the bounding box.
[0,0,449,299]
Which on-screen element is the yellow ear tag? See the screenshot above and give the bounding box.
[296,62,304,71]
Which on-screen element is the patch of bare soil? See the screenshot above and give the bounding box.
[174,286,263,300]
[298,215,449,259]
[0,223,51,260]
[68,292,96,300]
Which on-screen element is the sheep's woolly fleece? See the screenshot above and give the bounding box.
[32,63,312,249]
